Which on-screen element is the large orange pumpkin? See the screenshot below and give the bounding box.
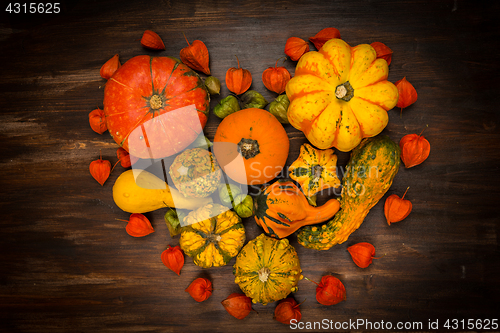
[103,55,210,159]
[213,108,289,185]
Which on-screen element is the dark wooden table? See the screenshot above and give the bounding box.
[1,0,499,332]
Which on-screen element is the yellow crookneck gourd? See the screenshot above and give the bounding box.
[286,38,399,152]
[112,169,212,213]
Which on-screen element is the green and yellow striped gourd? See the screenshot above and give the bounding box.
[297,135,400,250]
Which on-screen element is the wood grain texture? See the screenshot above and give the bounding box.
[1,0,499,332]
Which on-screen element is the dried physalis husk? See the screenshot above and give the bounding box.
[100,54,121,80]
[221,293,254,320]
[399,132,430,168]
[274,297,302,325]
[140,30,165,50]
[384,187,412,225]
[161,245,184,275]
[89,151,111,185]
[370,42,393,65]
[116,147,131,168]
[180,34,210,75]
[262,58,291,94]
[395,77,418,111]
[89,108,107,134]
[226,56,252,95]
[185,277,213,302]
[309,27,341,50]
[347,242,378,268]
[285,37,309,61]
[124,213,155,237]
[305,275,346,306]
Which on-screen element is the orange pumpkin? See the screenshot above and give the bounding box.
[213,108,289,185]
[104,55,210,159]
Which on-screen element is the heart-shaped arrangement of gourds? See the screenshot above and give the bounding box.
[88,28,429,323]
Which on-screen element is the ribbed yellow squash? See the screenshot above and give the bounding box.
[233,234,303,305]
[286,38,399,152]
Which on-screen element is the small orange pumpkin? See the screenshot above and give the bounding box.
[213,108,289,185]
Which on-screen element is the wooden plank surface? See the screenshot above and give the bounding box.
[1,0,499,332]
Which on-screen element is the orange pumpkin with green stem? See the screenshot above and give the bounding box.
[103,55,210,159]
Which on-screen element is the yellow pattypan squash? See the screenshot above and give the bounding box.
[286,38,399,152]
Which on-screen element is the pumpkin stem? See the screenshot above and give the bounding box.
[237,138,260,159]
[235,55,240,69]
[208,233,222,243]
[311,164,323,183]
[335,81,354,102]
[149,94,163,110]
[258,267,271,282]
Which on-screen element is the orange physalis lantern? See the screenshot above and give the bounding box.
[262,58,291,94]
[399,132,430,168]
[225,56,252,95]
[180,34,211,75]
[384,187,412,225]
[309,27,341,50]
[284,37,309,61]
[185,277,212,302]
[395,77,418,111]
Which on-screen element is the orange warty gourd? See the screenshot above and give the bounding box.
[213,108,289,185]
[286,38,399,152]
[254,179,340,239]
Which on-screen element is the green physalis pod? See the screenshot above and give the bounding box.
[240,90,268,109]
[213,95,240,118]
[205,76,221,95]
[218,183,242,207]
[233,194,254,218]
[164,208,188,237]
[268,94,290,124]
